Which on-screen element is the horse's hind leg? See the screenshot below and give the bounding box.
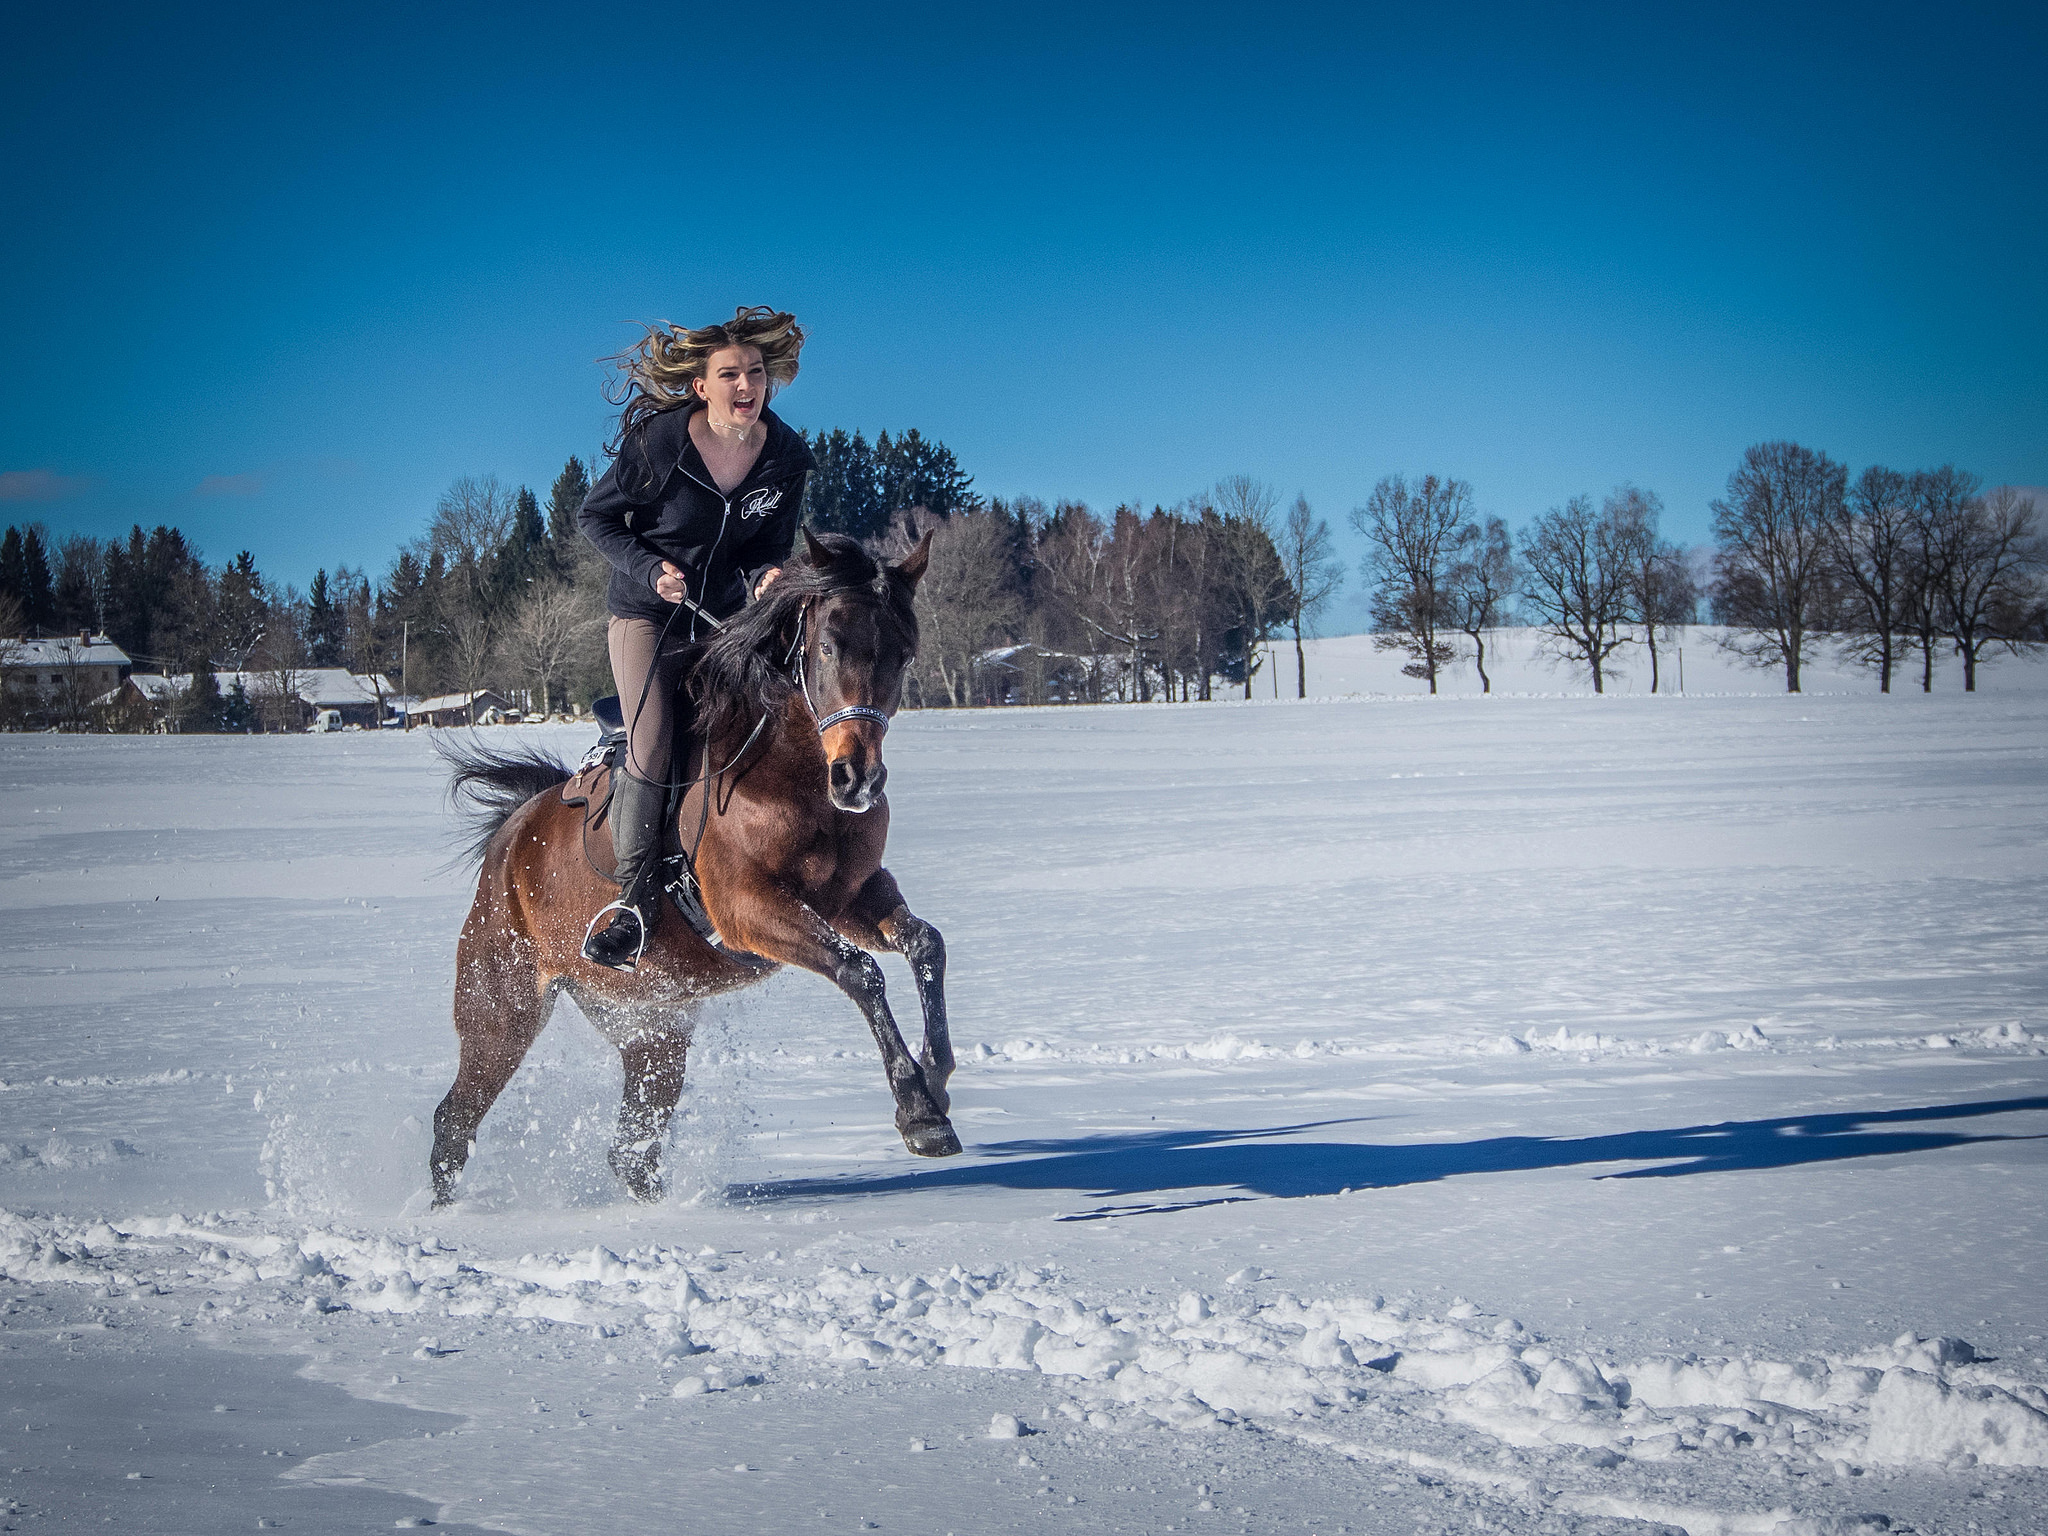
[431,935,552,1208]
[607,1026,690,1204]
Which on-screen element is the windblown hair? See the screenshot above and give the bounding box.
[435,735,573,865]
[605,306,805,452]
[688,532,920,749]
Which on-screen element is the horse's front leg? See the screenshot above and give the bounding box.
[843,871,953,1118]
[723,882,959,1159]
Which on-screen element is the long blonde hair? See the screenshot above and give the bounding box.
[605,306,805,453]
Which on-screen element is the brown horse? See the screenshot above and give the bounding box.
[429,530,959,1208]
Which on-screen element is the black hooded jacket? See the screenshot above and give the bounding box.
[578,404,815,633]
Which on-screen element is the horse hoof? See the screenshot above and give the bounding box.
[903,1121,962,1158]
[608,1150,665,1204]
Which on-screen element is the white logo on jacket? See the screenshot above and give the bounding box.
[739,486,785,520]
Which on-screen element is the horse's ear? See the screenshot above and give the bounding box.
[802,528,833,569]
[894,530,933,590]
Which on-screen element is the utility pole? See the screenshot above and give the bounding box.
[401,621,410,730]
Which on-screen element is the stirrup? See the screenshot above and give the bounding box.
[582,899,649,971]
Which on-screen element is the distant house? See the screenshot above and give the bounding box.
[116,672,183,711]
[290,668,398,728]
[2,633,133,722]
[403,690,513,728]
[113,667,399,730]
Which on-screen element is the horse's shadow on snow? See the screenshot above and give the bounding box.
[732,1096,2048,1214]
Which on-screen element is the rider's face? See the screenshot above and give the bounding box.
[695,346,768,428]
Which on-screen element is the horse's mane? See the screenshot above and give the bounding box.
[688,532,920,746]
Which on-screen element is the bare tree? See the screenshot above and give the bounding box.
[1278,495,1344,698]
[1350,474,1470,693]
[1212,476,1291,699]
[1519,495,1634,692]
[498,579,599,718]
[428,474,517,618]
[442,600,496,725]
[1034,502,1118,702]
[883,505,1023,706]
[1901,466,1975,692]
[333,567,394,718]
[1170,497,1227,701]
[1934,484,2043,691]
[1445,516,1516,694]
[1710,441,1845,693]
[1607,485,1695,694]
[249,589,311,732]
[1825,465,1917,692]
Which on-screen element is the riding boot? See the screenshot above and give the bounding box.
[582,768,667,970]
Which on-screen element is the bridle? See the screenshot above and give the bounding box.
[631,590,891,794]
[790,601,892,737]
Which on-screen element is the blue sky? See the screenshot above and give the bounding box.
[3,1,2042,620]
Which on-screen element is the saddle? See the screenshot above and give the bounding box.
[561,695,770,970]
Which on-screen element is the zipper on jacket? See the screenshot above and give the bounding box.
[675,458,736,641]
[675,430,797,635]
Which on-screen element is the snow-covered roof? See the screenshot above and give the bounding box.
[406,690,507,714]
[4,634,132,667]
[126,673,183,701]
[118,669,397,707]
[292,668,396,707]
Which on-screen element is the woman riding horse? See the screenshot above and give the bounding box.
[576,306,813,968]
[428,307,959,1207]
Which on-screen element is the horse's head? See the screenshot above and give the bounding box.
[797,528,929,813]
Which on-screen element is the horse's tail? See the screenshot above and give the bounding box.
[434,735,573,865]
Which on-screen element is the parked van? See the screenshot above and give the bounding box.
[314,709,343,733]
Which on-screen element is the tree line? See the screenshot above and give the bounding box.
[3,432,2041,730]
[1339,442,2042,697]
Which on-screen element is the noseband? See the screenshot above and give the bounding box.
[791,605,891,737]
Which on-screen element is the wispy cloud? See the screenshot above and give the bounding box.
[194,473,264,497]
[0,469,88,502]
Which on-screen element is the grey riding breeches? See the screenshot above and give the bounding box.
[606,615,693,782]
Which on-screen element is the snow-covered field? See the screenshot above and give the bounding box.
[4,646,2046,1534]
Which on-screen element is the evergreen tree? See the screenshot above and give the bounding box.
[215,552,269,669]
[100,527,151,654]
[876,429,977,523]
[0,528,25,631]
[546,458,591,574]
[491,486,549,604]
[306,569,345,665]
[801,427,976,543]
[180,663,223,732]
[378,548,444,696]
[11,527,56,634]
[222,677,256,733]
[150,548,216,671]
[52,535,103,635]
[802,428,880,539]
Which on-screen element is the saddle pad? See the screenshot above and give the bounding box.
[561,760,609,812]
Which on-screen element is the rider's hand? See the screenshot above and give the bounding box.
[753,566,782,599]
[655,561,687,604]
